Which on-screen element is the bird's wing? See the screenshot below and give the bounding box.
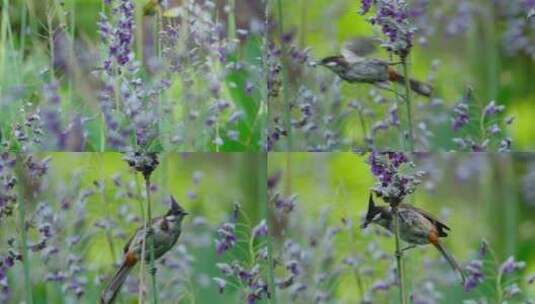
[341,37,379,63]
[123,229,138,254]
[123,217,165,253]
[340,48,364,64]
[401,204,450,235]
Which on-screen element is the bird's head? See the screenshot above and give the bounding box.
[319,55,349,74]
[166,196,188,223]
[361,192,390,229]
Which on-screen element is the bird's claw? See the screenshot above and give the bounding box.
[401,245,416,252]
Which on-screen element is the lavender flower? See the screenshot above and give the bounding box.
[124,151,159,178]
[483,100,505,118]
[360,0,415,57]
[504,283,521,299]
[464,259,484,292]
[252,220,269,239]
[98,0,134,70]
[215,223,237,255]
[368,152,423,205]
[360,0,375,14]
[500,256,525,275]
[213,277,226,293]
[450,90,513,151]
[0,154,17,220]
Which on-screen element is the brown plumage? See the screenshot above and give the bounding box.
[361,193,465,284]
[320,45,433,97]
[100,197,188,304]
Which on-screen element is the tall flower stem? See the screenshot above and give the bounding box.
[401,57,414,152]
[277,0,292,150]
[257,154,277,303]
[136,174,147,303]
[145,174,159,304]
[393,207,407,304]
[227,0,236,41]
[15,156,33,304]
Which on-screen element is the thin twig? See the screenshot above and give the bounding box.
[145,175,159,304]
[401,57,414,152]
[393,207,407,304]
[138,177,148,303]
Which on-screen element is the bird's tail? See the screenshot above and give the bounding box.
[433,242,466,284]
[390,70,433,97]
[100,260,134,304]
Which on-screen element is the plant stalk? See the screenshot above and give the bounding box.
[393,207,407,304]
[401,57,414,152]
[145,175,159,304]
[137,174,147,303]
[258,154,277,303]
[277,0,292,150]
[227,0,236,41]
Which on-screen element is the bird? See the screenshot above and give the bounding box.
[100,196,188,304]
[361,193,465,284]
[319,38,433,97]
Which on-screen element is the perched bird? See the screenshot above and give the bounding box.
[100,196,188,304]
[319,38,433,97]
[361,193,465,284]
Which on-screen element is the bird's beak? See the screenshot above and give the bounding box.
[183,211,189,216]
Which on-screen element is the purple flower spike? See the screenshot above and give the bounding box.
[253,220,269,239]
[464,260,484,292]
[215,223,237,255]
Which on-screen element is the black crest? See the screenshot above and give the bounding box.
[167,196,187,216]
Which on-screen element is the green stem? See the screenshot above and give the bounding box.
[135,0,143,64]
[299,0,306,48]
[145,176,159,304]
[137,175,147,303]
[401,58,414,152]
[1,0,11,93]
[357,109,368,148]
[227,0,236,41]
[258,154,277,303]
[156,11,164,148]
[47,3,55,81]
[496,266,503,302]
[393,207,407,304]
[348,216,364,297]
[485,6,498,102]
[15,156,33,304]
[502,156,516,255]
[277,0,292,150]
[19,0,26,62]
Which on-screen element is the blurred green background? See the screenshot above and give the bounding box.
[268,152,535,303]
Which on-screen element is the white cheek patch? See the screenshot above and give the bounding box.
[372,213,381,221]
[326,62,338,67]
